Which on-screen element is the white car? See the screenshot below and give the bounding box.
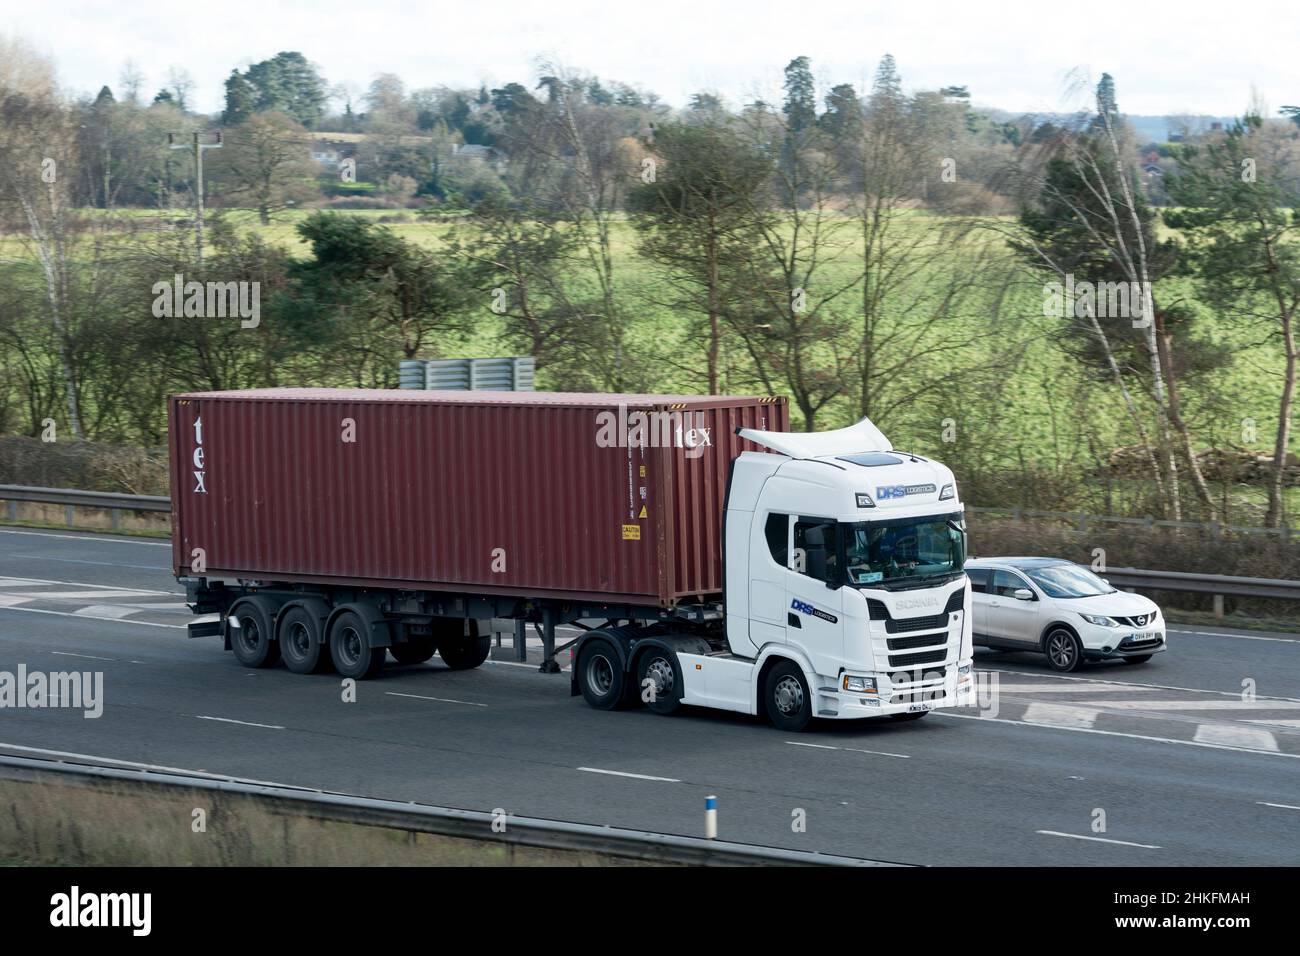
[964,557,1166,672]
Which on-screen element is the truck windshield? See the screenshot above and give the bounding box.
[842,512,965,588]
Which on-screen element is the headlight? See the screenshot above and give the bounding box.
[855,492,875,508]
[939,483,955,500]
[958,663,972,676]
[1079,613,1119,627]
[843,675,877,693]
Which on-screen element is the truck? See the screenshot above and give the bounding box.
[170,388,974,731]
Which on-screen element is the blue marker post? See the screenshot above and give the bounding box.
[705,795,718,840]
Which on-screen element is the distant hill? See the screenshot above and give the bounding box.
[979,109,1241,143]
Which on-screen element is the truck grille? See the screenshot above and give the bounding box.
[888,649,947,668]
[887,632,948,651]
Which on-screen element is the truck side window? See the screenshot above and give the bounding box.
[764,513,789,567]
[793,519,838,583]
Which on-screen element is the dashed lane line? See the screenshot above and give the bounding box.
[577,767,681,783]
[386,692,488,707]
[1036,830,1161,849]
[193,716,286,730]
[0,605,186,629]
[786,740,911,758]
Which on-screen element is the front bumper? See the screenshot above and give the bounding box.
[1083,631,1167,660]
[820,659,976,719]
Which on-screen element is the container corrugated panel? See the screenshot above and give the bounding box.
[169,389,788,606]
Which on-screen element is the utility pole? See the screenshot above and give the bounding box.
[169,131,222,264]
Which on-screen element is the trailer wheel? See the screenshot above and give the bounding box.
[328,609,386,680]
[279,605,329,674]
[637,650,682,715]
[390,635,436,665]
[229,601,280,669]
[764,660,812,732]
[438,636,490,670]
[578,639,625,710]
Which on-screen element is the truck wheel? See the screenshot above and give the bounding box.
[390,635,436,665]
[637,650,682,715]
[578,639,625,710]
[1044,628,1083,673]
[328,610,386,680]
[439,636,490,670]
[279,605,329,674]
[764,660,812,732]
[229,601,280,669]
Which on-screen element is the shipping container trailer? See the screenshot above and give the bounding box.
[173,388,974,731]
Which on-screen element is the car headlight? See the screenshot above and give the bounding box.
[843,675,877,693]
[1079,613,1119,627]
[939,483,955,500]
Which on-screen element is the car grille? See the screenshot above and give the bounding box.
[888,649,947,668]
[1115,613,1156,627]
[1121,635,1163,651]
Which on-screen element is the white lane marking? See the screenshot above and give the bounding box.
[0,595,33,607]
[0,528,170,547]
[1258,802,1300,811]
[938,711,1300,758]
[386,692,487,708]
[786,740,910,758]
[0,741,295,787]
[1247,719,1300,729]
[1193,724,1279,752]
[986,668,1300,703]
[1088,699,1300,711]
[0,605,185,629]
[999,683,1147,693]
[50,651,116,662]
[1167,628,1297,643]
[0,574,178,594]
[1022,703,1098,729]
[73,605,146,619]
[577,767,681,783]
[17,589,164,600]
[1036,830,1161,849]
[193,716,285,730]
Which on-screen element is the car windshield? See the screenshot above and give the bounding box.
[842,513,964,588]
[1024,564,1115,598]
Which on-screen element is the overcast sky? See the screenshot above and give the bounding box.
[7,0,1296,118]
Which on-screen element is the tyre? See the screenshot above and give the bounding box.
[1123,655,1153,665]
[279,605,329,674]
[1044,627,1083,672]
[578,639,626,710]
[390,634,436,665]
[328,609,386,680]
[636,649,682,715]
[229,600,280,669]
[889,711,928,721]
[764,659,812,732]
[438,635,491,670]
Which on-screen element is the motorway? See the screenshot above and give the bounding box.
[1,525,1297,866]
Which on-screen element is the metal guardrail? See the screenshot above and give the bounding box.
[0,753,897,867]
[1,485,1295,606]
[0,484,169,530]
[969,505,1298,540]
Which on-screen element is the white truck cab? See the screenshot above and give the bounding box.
[574,418,976,731]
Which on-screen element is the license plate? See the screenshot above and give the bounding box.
[908,703,932,713]
[1129,631,1156,641]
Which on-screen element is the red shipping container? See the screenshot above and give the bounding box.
[169,389,788,606]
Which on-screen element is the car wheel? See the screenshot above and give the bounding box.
[1044,628,1083,672]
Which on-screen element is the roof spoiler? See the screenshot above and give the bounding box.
[736,417,892,458]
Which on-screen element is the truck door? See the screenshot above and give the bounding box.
[785,517,844,677]
[748,511,790,649]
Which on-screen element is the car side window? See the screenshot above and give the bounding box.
[764,513,788,567]
[993,570,1032,598]
[793,518,838,583]
[967,568,990,594]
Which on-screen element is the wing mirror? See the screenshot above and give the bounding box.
[1013,588,1035,601]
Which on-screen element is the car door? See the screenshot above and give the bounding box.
[986,569,1041,644]
[966,568,991,641]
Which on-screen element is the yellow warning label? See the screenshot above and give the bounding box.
[621,524,641,540]
[639,465,646,477]
[638,505,648,519]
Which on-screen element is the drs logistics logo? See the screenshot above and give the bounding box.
[790,598,838,624]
